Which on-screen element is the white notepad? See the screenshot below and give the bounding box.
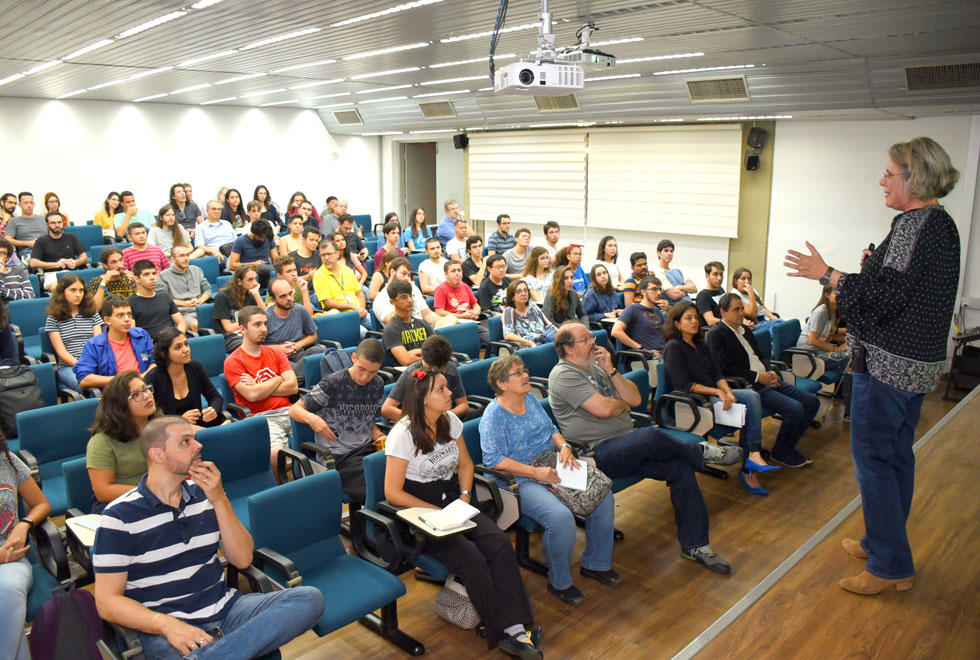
[556,457,588,492]
[419,498,480,532]
[713,401,747,427]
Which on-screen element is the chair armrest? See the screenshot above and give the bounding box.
[563,438,595,458]
[20,354,38,365]
[105,622,144,660]
[253,547,304,588]
[528,376,549,391]
[40,351,57,364]
[375,501,427,566]
[615,348,654,373]
[528,381,548,399]
[375,421,394,435]
[473,463,519,490]
[66,507,85,519]
[318,339,342,351]
[451,351,471,364]
[228,563,276,594]
[779,347,822,379]
[34,519,72,582]
[630,411,654,427]
[61,387,85,402]
[375,369,394,384]
[298,442,337,470]
[473,472,504,521]
[366,330,384,340]
[726,376,750,390]
[487,340,523,357]
[83,386,103,399]
[464,400,484,420]
[16,449,40,484]
[296,386,310,397]
[655,392,705,433]
[467,395,494,409]
[350,508,405,573]
[226,402,252,419]
[277,447,314,483]
[197,327,216,335]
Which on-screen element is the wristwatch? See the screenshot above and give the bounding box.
[609,368,619,378]
[818,267,835,286]
[20,517,35,532]
[559,443,570,452]
[459,490,472,497]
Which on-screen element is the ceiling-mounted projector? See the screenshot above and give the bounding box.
[493,60,584,95]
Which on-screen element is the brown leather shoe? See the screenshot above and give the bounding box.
[839,570,914,595]
[842,538,869,559]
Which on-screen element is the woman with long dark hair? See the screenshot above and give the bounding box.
[148,204,196,257]
[543,265,587,326]
[252,184,283,229]
[287,191,320,227]
[797,284,848,372]
[594,236,624,286]
[553,245,588,295]
[368,249,400,301]
[44,273,103,390]
[731,267,780,332]
[144,328,224,429]
[384,368,542,659]
[221,188,248,232]
[402,207,432,251]
[332,230,368,286]
[582,263,621,322]
[86,371,158,512]
[520,246,552,303]
[94,191,121,239]
[212,265,264,352]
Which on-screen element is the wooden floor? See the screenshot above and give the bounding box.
[278,388,971,660]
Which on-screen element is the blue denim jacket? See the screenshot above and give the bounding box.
[74,327,154,382]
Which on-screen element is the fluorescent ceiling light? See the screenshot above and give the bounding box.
[585,73,641,82]
[357,95,407,104]
[170,83,213,94]
[619,52,703,64]
[87,79,129,91]
[272,60,338,74]
[201,97,237,105]
[350,67,420,80]
[309,91,351,100]
[191,0,224,8]
[356,84,414,95]
[127,66,173,81]
[63,39,114,61]
[118,10,188,39]
[242,28,320,51]
[409,128,459,133]
[216,73,267,85]
[239,88,287,98]
[655,118,684,123]
[590,37,644,47]
[419,75,484,86]
[0,73,26,86]
[289,78,343,90]
[331,0,443,27]
[260,99,297,106]
[26,60,62,75]
[697,115,791,121]
[134,93,168,102]
[178,50,238,67]
[429,54,514,69]
[361,131,404,136]
[344,42,429,61]
[413,89,469,98]
[314,102,354,109]
[58,88,88,98]
[653,64,755,76]
[477,87,493,91]
[528,122,595,128]
[441,23,538,43]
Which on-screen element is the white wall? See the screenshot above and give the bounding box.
[765,115,980,323]
[435,141,464,212]
[0,97,380,224]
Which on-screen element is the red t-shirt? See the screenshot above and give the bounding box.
[108,335,139,373]
[223,345,292,414]
[434,281,477,314]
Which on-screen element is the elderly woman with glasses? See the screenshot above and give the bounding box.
[86,371,158,512]
[480,355,618,607]
[502,279,556,348]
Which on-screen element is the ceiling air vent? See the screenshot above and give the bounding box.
[686,76,750,103]
[418,101,457,119]
[534,94,580,112]
[333,109,363,126]
[905,63,980,92]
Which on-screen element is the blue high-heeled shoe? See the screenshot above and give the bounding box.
[744,458,780,474]
[739,470,769,496]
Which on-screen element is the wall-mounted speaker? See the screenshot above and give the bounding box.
[453,133,469,150]
[746,152,761,171]
[747,127,768,149]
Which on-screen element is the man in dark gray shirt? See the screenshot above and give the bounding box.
[264,278,324,385]
[6,192,47,257]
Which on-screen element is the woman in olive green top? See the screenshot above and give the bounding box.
[86,371,159,512]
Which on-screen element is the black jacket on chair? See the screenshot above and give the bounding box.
[706,322,771,388]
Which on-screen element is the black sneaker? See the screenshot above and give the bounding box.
[498,631,544,659]
[546,582,584,606]
[579,567,622,586]
[770,450,813,468]
[681,545,732,574]
[701,442,743,466]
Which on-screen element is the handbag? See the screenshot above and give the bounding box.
[534,326,558,345]
[529,449,612,516]
[433,575,480,629]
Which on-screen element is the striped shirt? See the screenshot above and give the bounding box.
[44,313,103,366]
[0,264,34,301]
[92,476,239,625]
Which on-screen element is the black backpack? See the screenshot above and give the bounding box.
[319,346,353,379]
[29,587,115,660]
[0,364,44,438]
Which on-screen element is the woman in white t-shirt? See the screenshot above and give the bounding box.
[384,368,542,659]
[519,246,553,304]
[594,235,625,286]
[417,237,448,294]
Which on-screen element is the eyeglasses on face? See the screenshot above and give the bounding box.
[507,367,529,378]
[128,385,154,401]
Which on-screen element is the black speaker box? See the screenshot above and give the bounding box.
[746,152,761,171]
[747,127,768,149]
[453,133,469,150]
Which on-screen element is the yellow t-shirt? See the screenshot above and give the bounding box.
[94,209,114,231]
[313,264,361,307]
[279,234,305,255]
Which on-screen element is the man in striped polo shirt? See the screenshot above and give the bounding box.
[93,416,323,659]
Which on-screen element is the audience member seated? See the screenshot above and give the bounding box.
[320,198,347,237]
[503,228,532,276]
[312,239,371,334]
[542,220,561,263]
[228,219,277,286]
[216,187,228,208]
[113,190,155,241]
[368,249,401,302]
[92,416,324,659]
[731,267,780,332]
[94,191,121,239]
[331,230,368,288]
[75,295,154,390]
[520,246,553,304]
[373,221,406,271]
[381,334,469,422]
[552,245,588,296]
[621,251,649,307]
[433,260,488,346]
[213,265,265,353]
[123,223,170,274]
[384,367,542,659]
[144,328,224,430]
[252,185,283,230]
[0,239,33,302]
[653,239,696,306]
[265,255,314,316]
[502,280,556,348]
[149,205,198,258]
[45,273,103,391]
[220,188,248,233]
[265,278,325,384]
[486,213,515,256]
[382,280,435,367]
[481,355,618,606]
[417,237,448,294]
[130,260,186,340]
[797,285,849,372]
[708,294,820,468]
[543,266,588,326]
[611,276,668,356]
[29,212,87,291]
[549,321,739,573]
[289,338,387,504]
[43,192,69,225]
[662,301,776,496]
[445,218,470,262]
[279,215,306,255]
[372,257,454,329]
[594,236,625,287]
[289,227,323,282]
[695,261,726,327]
[436,199,461,247]
[86,371,156,512]
[5,192,46,258]
[193,200,236,261]
[338,213,368,262]
[170,183,203,239]
[294,197,320,233]
[224,306,299,468]
[157,245,211,334]
[0,193,14,238]
[402,207,433,252]
[320,196,338,227]
[582,264,622,322]
[0,428,52,660]
[462,235,488,287]
[476,254,512,315]
[91,246,139,308]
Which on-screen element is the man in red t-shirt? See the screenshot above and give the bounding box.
[433,260,489,347]
[223,305,298,470]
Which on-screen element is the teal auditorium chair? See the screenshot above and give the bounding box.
[9,298,48,359]
[87,242,131,266]
[771,319,840,392]
[62,456,96,579]
[65,224,105,251]
[486,315,524,356]
[248,470,424,656]
[407,252,427,272]
[27,272,40,297]
[26,520,72,621]
[196,302,215,335]
[351,214,374,239]
[516,343,559,394]
[314,311,362,350]
[434,322,480,362]
[187,333,226,391]
[6,363,81,453]
[190,256,220,289]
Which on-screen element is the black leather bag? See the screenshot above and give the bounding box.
[0,364,44,437]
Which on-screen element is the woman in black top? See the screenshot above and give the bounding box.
[144,328,224,428]
[662,301,775,495]
[542,265,587,326]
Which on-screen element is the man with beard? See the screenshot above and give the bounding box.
[0,193,16,239]
[228,219,277,287]
[5,192,47,258]
[29,211,87,291]
[264,277,324,386]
